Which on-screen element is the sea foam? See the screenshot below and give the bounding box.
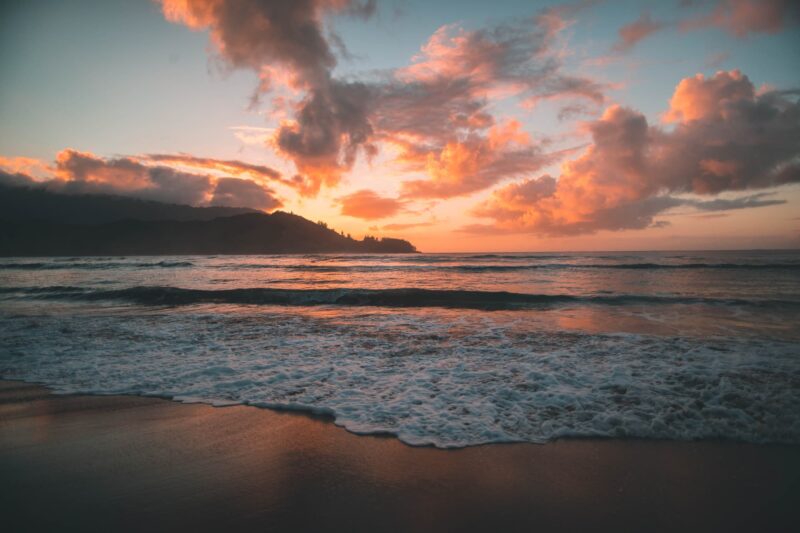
[1,306,798,448]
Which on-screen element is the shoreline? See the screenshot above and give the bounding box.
[2,380,799,531]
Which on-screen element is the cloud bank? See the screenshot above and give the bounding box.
[1,149,283,211]
[469,70,800,235]
[158,1,607,200]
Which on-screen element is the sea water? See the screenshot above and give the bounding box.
[1,251,799,447]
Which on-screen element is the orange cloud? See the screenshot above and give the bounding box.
[663,69,754,123]
[338,189,404,220]
[370,221,435,232]
[0,156,51,178]
[372,12,606,200]
[397,120,551,199]
[469,70,800,235]
[56,149,157,191]
[159,2,606,200]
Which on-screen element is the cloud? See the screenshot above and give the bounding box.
[378,15,607,131]
[229,125,274,145]
[141,152,316,193]
[159,2,607,199]
[0,157,47,187]
[470,70,800,235]
[370,221,436,232]
[688,192,786,211]
[372,13,606,199]
[2,149,283,210]
[612,12,664,53]
[692,213,730,219]
[612,1,799,53]
[158,0,377,194]
[53,149,213,205]
[0,156,52,178]
[338,189,404,220]
[0,169,38,188]
[211,177,282,210]
[397,120,554,199]
[680,0,800,37]
[662,69,754,123]
[145,153,281,180]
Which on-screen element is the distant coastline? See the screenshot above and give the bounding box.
[0,184,417,255]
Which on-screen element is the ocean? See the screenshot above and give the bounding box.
[1,250,799,447]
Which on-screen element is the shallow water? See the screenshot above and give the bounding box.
[1,251,799,447]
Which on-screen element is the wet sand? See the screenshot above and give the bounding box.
[1,380,798,532]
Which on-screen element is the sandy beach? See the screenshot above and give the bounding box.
[1,379,798,532]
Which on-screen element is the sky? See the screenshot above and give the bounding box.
[1,0,799,252]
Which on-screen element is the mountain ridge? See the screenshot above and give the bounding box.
[0,184,418,255]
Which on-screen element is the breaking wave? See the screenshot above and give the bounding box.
[5,285,797,310]
[0,260,194,270]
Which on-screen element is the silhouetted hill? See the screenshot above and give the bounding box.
[0,188,416,256]
[0,183,257,224]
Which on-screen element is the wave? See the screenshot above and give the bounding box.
[8,285,798,310]
[0,260,194,270]
[2,310,799,447]
[179,262,800,274]
[4,260,796,272]
[450,262,800,272]
[584,262,800,270]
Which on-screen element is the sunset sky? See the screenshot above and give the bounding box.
[1,0,799,251]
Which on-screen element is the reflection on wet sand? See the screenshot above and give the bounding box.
[2,381,798,532]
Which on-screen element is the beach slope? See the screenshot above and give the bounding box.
[1,380,798,532]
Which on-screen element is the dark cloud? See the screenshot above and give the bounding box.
[142,153,317,193]
[274,79,375,193]
[211,177,282,210]
[2,149,282,211]
[0,169,37,188]
[54,149,212,205]
[159,0,378,194]
[145,153,281,180]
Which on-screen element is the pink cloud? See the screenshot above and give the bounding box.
[680,0,799,37]
[612,12,665,52]
[469,70,800,235]
[611,1,798,53]
[159,0,377,193]
[159,2,607,200]
[663,69,754,123]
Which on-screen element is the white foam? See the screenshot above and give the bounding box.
[1,306,798,448]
